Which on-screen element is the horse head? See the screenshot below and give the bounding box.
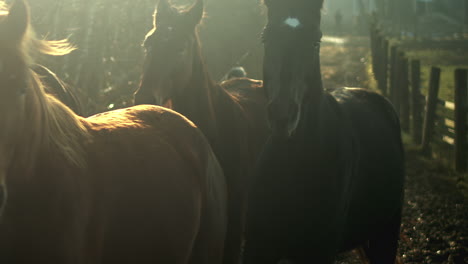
[262,0,324,138]
[0,0,31,213]
[135,0,204,106]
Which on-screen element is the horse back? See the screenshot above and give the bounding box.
[84,104,224,199]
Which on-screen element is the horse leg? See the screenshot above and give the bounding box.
[188,202,226,264]
[363,211,402,264]
[222,197,246,264]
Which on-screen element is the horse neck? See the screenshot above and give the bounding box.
[172,42,220,146]
[309,47,324,99]
[9,73,89,179]
[295,48,326,138]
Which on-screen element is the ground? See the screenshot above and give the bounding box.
[319,35,468,264]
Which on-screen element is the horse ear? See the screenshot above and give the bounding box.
[155,0,173,27]
[186,0,204,26]
[4,0,29,43]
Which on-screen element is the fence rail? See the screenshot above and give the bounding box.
[370,24,468,172]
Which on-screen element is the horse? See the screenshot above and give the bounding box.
[243,0,405,263]
[34,64,83,115]
[133,1,269,263]
[0,1,227,263]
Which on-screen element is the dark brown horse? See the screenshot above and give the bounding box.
[0,1,226,263]
[244,0,405,263]
[134,1,269,263]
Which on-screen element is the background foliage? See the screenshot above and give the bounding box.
[16,0,265,116]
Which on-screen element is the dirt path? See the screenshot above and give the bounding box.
[320,35,371,90]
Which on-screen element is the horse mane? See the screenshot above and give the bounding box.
[1,4,89,173]
[0,2,6,15]
[0,2,75,61]
[25,72,90,170]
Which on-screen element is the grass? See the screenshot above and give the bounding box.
[366,42,468,199]
[403,48,468,198]
[405,49,468,102]
[405,144,468,200]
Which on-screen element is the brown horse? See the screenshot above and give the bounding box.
[0,1,227,263]
[134,1,269,263]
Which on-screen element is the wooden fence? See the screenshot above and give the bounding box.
[370,25,468,172]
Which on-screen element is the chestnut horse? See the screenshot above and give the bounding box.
[244,0,405,263]
[134,1,269,263]
[0,1,226,263]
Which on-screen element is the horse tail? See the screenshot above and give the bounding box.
[190,141,227,263]
[362,90,406,213]
[368,92,405,153]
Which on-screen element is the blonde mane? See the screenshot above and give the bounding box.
[26,72,90,170]
[0,1,7,14]
[2,1,90,172]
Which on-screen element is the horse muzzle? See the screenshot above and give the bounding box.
[267,100,300,138]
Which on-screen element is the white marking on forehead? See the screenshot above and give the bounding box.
[284,17,301,28]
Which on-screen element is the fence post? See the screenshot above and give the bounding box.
[370,26,377,78]
[411,60,423,144]
[399,52,410,132]
[390,46,399,113]
[375,32,383,85]
[421,67,441,156]
[380,38,389,96]
[454,69,468,172]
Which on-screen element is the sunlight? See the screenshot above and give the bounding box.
[322,35,347,44]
